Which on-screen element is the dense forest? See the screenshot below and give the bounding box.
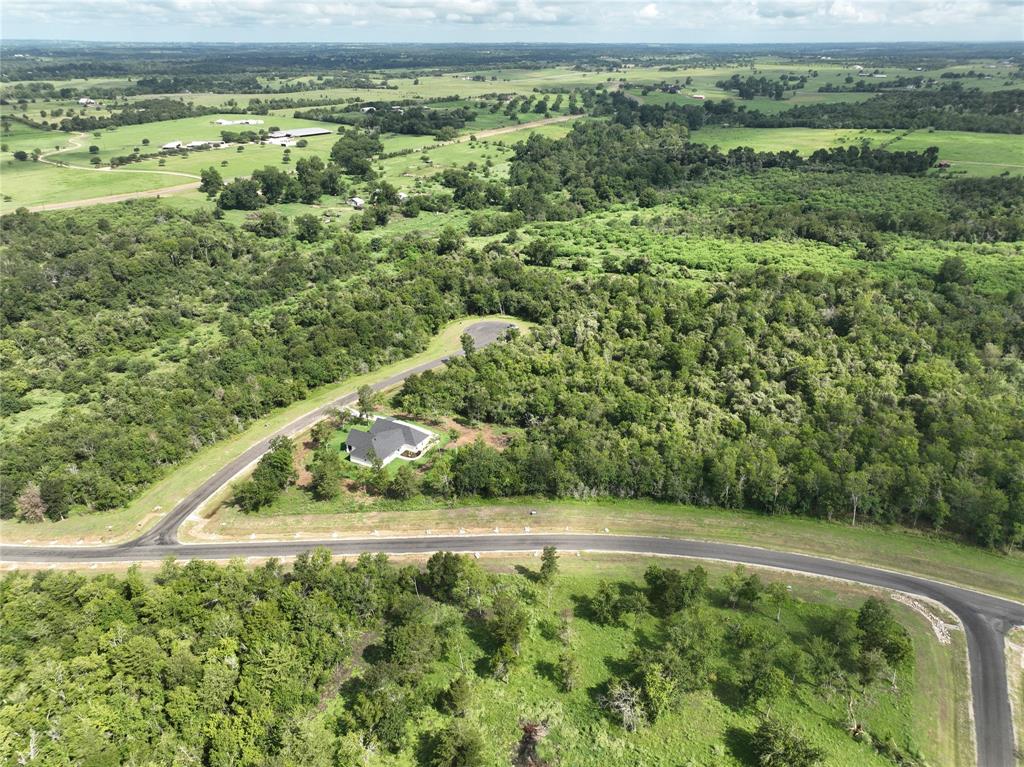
[598,89,1024,135]
[0,550,919,766]
[1,195,1022,548]
[395,265,1024,547]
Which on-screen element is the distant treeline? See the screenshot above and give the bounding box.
[294,105,477,136]
[600,88,1024,134]
[131,74,390,95]
[15,98,225,133]
[3,203,1022,550]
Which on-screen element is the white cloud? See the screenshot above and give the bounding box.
[0,0,1019,39]
[636,3,660,19]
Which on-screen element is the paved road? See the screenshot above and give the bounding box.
[132,319,515,546]
[3,533,1022,764]
[2,320,1021,765]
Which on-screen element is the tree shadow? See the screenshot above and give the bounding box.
[462,614,497,677]
[414,728,440,767]
[362,640,388,666]
[712,671,749,713]
[537,617,561,642]
[568,593,601,624]
[514,564,541,584]
[535,659,558,684]
[724,725,757,766]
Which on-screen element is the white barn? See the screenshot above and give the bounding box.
[267,127,333,139]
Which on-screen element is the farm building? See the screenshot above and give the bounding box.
[360,106,377,113]
[348,196,365,209]
[345,417,434,467]
[267,127,333,139]
[265,137,296,146]
[214,119,264,126]
[161,141,183,150]
[78,97,97,106]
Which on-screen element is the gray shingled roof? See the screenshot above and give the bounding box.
[346,418,431,464]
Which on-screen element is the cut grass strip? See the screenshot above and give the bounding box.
[186,497,1024,602]
[0,315,525,546]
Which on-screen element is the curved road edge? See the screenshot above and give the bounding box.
[146,319,517,547]
[1,317,1020,765]
[2,533,1022,765]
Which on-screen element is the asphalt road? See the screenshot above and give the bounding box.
[133,319,516,546]
[2,319,1021,765]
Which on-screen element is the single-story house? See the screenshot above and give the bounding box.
[268,127,333,139]
[215,118,264,126]
[348,196,365,209]
[346,417,433,467]
[78,97,97,106]
[690,94,706,100]
[266,137,297,146]
[162,141,183,150]
[360,106,377,113]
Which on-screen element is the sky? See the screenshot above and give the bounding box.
[1,0,1022,43]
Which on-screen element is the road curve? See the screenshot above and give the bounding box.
[3,533,1022,765]
[133,319,516,546]
[1,321,1021,766]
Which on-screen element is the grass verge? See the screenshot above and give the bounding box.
[185,497,1024,602]
[0,315,524,547]
[1007,626,1024,765]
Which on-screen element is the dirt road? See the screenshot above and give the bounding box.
[26,182,201,212]
[453,113,581,142]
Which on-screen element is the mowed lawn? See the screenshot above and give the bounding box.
[1,109,573,211]
[378,121,574,189]
[690,126,1024,175]
[1,155,182,211]
[1,114,342,212]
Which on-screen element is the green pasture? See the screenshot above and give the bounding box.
[52,113,338,166]
[0,157,177,211]
[0,114,343,212]
[886,129,1024,174]
[689,126,1024,175]
[537,208,1024,295]
[0,121,64,154]
[378,121,574,190]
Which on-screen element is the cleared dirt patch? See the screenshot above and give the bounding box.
[430,415,510,450]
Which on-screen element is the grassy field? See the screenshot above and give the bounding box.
[378,120,575,190]
[313,554,970,767]
[4,57,1020,211]
[0,114,343,212]
[690,126,1024,176]
[0,110,575,213]
[1007,626,1024,760]
[0,315,524,546]
[1,154,183,210]
[527,208,1024,295]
